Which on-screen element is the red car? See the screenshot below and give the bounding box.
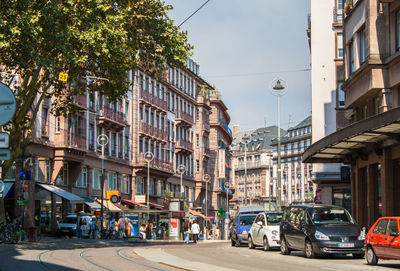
[365,217,400,265]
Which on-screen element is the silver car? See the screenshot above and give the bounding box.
[248,212,283,251]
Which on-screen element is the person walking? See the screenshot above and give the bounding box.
[146,221,152,240]
[152,222,157,240]
[191,220,200,244]
[90,217,98,239]
[117,216,126,239]
[183,221,189,244]
[76,217,82,238]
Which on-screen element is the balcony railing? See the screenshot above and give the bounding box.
[203,147,211,156]
[137,153,173,172]
[73,95,87,108]
[236,161,270,170]
[202,122,210,131]
[333,7,343,24]
[139,121,168,141]
[176,140,193,151]
[218,118,232,135]
[98,106,125,124]
[67,134,86,150]
[140,90,168,111]
[176,110,194,124]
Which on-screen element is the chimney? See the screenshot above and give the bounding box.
[233,125,240,134]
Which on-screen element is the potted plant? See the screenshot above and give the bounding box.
[163,189,172,206]
[344,0,353,15]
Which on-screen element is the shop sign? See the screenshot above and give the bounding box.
[172,212,184,217]
[17,200,29,206]
[135,195,146,203]
[106,190,119,200]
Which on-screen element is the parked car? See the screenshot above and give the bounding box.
[248,211,282,251]
[365,217,400,265]
[230,205,264,247]
[280,204,365,258]
[57,215,78,237]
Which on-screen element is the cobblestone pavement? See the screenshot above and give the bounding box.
[0,238,400,271]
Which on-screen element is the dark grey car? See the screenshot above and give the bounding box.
[280,204,365,258]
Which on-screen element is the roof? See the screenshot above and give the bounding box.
[237,205,264,214]
[37,184,85,204]
[302,107,400,164]
[288,116,311,131]
[231,125,282,153]
[271,116,312,146]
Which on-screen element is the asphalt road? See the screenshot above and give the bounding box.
[0,238,400,271]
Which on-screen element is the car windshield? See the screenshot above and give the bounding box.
[61,217,77,224]
[239,216,256,226]
[310,207,354,224]
[266,213,282,225]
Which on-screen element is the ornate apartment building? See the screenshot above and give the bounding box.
[231,125,279,211]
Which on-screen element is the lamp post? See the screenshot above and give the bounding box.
[203,174,210,239]
[270,79,287,208]
[144,152,154,212]
[241,137,250,206]
[224,181,230,217]
[97,134,109,236]
[177,164,186,198]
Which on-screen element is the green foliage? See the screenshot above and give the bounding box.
[0,0,192,173]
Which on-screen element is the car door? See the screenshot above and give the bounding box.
[283,207,299,248]
[252,214,262,245]
[291,208,307,250]
[385,219,400,259]
[370,218,389,257]
[256,214,266,245]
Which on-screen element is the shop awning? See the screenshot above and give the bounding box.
[85,201,101,211]
[2,182,14,197]
[121,199,147,208]
[303,107,400,164]
[95,199,122,213]
[37,184,85,204]
[149,202,165,210]
[189,209,206,219]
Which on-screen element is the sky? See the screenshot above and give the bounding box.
[165,0,311,132]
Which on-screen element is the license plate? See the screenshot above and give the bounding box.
[339,243,354,248]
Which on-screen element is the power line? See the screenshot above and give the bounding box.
[204,68,311,79]
[178,0,211,27]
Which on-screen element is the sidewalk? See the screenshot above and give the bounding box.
[127,238,229,244]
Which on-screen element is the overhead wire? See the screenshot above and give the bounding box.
[178,0,211,27]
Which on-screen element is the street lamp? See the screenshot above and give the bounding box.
[224,181,230,217]
[203,174,210,240]
[144,152,154,211]
[270,79,287,208]
[97,134,109,236]
[241,136,250,206]
[177,164,186,198]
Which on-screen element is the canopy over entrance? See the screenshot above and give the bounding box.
[37,184,85,204]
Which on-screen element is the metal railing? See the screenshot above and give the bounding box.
[176,110,194,124]
[140,90,168,111]
[176,140,193,151]
[98,106,125,124]
[137,153,173,172]
[73,95,87,108]
[67,134,86,150]
[139,121,168,141]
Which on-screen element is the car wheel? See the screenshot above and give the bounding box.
[280,236,291,255]
[263,237,270,251]
[248,235,255,249]
[235,236,240,247]
[366,246,378,265]
[352,252,365,259]
[305,239,316,258]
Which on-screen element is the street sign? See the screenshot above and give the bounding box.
[0,83,16,126]
[110,194,119,204]
[97,134,109,146]
[0,133,9,148]
[17,200,29,206]
[58,72,68,82]
[23,181,28,192]
[0,149,11,161]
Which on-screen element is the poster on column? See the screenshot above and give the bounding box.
[169,218,178,237]
[218,149,225,179]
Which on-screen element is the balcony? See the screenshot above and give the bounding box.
[67,134,86,149]
[139,121,168,141]
[202,122,210,132]
[176,110,194,126]
[73,95,87,109]
[97,106,126,131]
[139,90,168,111]
[137,153,173,173]
[235,161,270,170]
[203,147,211,157]
[333,6,343,25]
[176,140,193,153]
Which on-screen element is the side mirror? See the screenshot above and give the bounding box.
[257,221,263,226]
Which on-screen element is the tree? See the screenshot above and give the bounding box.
[0,0,192,175]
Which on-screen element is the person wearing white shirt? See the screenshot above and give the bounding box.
[190,220,201,244]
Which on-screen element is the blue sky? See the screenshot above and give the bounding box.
[165,0,311,131]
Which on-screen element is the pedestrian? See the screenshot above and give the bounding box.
[76,217,82,238]
[117,216,126,239]
[146,221,152,240]
[183,221,189,244]
[191,220,200,244]
[90,217,98,239]
[139,224,146,239]
[152,222,157,240]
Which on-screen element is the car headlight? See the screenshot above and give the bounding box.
[315,230,330,241]
[272,230,278,236]
[358,228,366,240]
[242,230,247,236]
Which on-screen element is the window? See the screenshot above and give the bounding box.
[56,162,68,186]
[373,219,389,235]
[337,82,345,108]
[92,168,100,190]
[349,40,355,74]
[120,175,130,194]
[55,116,61,133]
[76,167,87,188]
[107,172,117,190]
[136,177,144,195]
[337,33,343,58]
[388,219,399,236]
[196,134,199,147]
[360,27,367,64]
[42,107,49,136]
[196,159,200,172]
